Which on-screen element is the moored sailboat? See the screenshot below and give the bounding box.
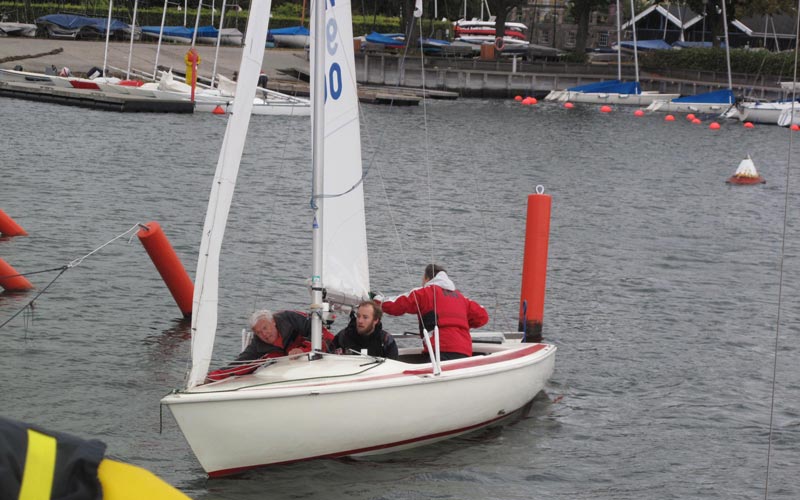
[161,0,556,477]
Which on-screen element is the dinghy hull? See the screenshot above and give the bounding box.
[162,341,555,476]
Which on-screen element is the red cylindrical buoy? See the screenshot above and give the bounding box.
[0,258,34,291]
[0,209,28,237]
[518,188,551,343]
[137,222,194,317]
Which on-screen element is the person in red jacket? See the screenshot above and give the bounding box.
[380,264,488,360]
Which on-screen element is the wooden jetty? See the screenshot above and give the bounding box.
[0,80,194,113]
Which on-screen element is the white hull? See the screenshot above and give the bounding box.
[733,101,798,125]
[0,22,37,37]
[545,89,681,106]
[162,341,556,476]
[646,100,734,114]
[0,68,73,88]
[272,34,309,48]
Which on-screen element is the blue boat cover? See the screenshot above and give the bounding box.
[269,26,309,36]
[567,79,641,95]
[618,39,672,51]
[141,25,218,39]
[670,89,734,104]
[36,14,128,32]
[365,31,405,46]
[672,41,727,49]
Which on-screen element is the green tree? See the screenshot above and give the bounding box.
[570,0,610,55]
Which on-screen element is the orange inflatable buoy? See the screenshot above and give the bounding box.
[743,122,754,129]
[0,258,34,291]
[0,209,28,236]
[514,95,522,101]
[665,114,675,121]
[519,187,550,343]
[600,105,612,113]
[709,122,721,130]
[564,102,574,109]
[634,109,644,117]
[137,222,194,317]
[212,105,226,115]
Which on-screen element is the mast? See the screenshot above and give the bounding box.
[191,0,203,48]
[125,0,139,79]
[102,0,113,77]
[720,0,732,92]
[629,0,639,83]
[310,0,325,352]
[210,0,228,88]
[153,0,168,79]
[616,0,621,80]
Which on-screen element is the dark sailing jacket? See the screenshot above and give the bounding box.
[0,416,105,500]
[332,316,398,360]
[207,310,334,381]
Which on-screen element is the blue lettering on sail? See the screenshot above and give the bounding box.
[328,64,342,99]
[324,12,343,101]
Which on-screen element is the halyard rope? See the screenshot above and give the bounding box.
[764,1,800,497]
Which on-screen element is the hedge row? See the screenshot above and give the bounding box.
[640,47,800,79]
[0,1,406,33]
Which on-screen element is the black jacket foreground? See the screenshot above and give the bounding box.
[332,316,399,360]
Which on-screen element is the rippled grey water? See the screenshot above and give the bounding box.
[2,95,800,499]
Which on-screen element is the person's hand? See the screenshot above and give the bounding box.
[287,347,305,355]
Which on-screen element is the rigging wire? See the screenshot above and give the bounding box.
[764,2,800,497]
[0,223,142,331]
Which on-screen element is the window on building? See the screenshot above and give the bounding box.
[539,31,550,45]
[566,31,576,48]
[598,31,609,47]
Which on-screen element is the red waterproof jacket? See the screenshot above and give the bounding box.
[381,272,488,357]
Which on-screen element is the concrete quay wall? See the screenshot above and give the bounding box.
[357,54,785,100]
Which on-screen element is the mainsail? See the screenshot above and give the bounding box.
[310,0,370,303]
[186,0,273,389]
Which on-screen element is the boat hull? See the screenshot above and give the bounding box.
[546,90,681,106]
[162,341,555,476]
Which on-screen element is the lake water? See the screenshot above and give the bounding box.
[2,94,800,500]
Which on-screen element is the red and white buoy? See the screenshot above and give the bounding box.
[726,154,765,185]
[518,186,551,343]
[137,222,194,317]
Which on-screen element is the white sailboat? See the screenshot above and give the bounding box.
[544,0,679,105]
[161,0,556,477]
[646,0,735,114]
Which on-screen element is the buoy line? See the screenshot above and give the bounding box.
[0,223,142,331]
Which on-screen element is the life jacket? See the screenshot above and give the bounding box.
[0,416,105,500]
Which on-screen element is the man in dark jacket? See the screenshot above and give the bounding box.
[332,300,398,360]
[207,309,334,381]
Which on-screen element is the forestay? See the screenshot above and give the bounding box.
[186,0,274,389]
[310,0,370,303]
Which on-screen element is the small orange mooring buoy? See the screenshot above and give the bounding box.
[514,95,522,101]
[709,122,721,130]
[212,105,226,115]
[726,154,765,185]
[743,122,755,129]
[600,105,612,113]
[0,209,28,237]
[686,113,696,121]
[564,102,574,109]
[665,114,675,121]
[692,118,702,125]
[634,109,644,117]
